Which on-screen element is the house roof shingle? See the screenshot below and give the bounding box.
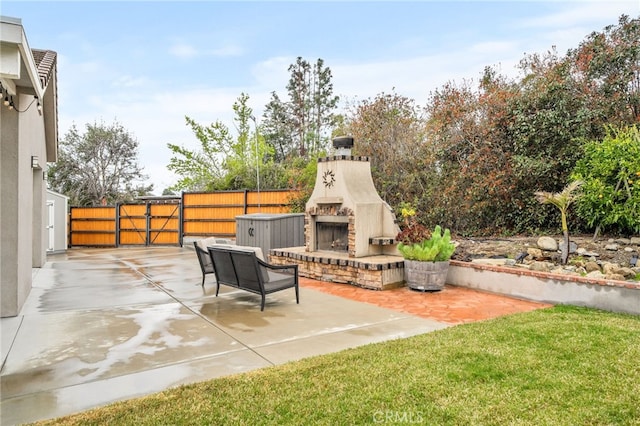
[31,49,57,90]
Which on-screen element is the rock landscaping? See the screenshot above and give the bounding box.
[452,235,640,282]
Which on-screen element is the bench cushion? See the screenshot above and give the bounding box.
[205,243,267,282]
[233,247,269,282]
[263,270,297,292]
[196,237,219,251]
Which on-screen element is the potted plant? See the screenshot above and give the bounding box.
[396,206,455,291]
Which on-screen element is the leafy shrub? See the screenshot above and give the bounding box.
[571,126,640,234]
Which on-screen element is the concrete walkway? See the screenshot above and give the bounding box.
[1,247,452,425]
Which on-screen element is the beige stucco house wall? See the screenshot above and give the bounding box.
[1,16,58,317]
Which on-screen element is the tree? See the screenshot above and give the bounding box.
[338,15,640,237]
[418,70,522,234]
[287,57,312,157]
[503,16,640,233]
[47,120,152,206]
[261,91,295,162]
[166,116,232,191]
[569,15,640,126]
[262,57,339,159]
[345,91,429,212]
[425,77,510,232]
[167,93,287,192]
[505,49,593,232]
[309,58,340,153]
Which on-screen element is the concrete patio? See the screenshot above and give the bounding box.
[1,246,550,425]
[1,247,451,425]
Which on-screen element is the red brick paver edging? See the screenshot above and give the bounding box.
[300,278,551,325]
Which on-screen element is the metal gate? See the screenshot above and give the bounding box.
[117,200,181,246]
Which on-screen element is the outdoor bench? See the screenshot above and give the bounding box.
[207,245,299,311]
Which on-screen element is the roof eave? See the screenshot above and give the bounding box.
[0,17,44,98]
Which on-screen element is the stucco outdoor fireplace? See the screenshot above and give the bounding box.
[305,136,399,258]
[270,137,406,290]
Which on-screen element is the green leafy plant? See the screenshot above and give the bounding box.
[395,204,455,262]
[571,125,640,236]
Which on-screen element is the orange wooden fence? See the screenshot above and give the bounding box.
[69,206,117,247]
[182,190,296,238]
[69,190,298,247]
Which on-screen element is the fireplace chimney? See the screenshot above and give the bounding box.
[332,135,354,156]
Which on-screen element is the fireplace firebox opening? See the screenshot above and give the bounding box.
[316,222,349,252]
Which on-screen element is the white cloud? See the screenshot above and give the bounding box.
[169,43,199,59]
[519,1,635,28]
[81,87,257,193]
[251,56,293,89]
[76,60,102,74]
[330,46,521,106]
[55,45,274,193]
[330,1,636,106]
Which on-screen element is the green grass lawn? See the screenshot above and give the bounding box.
[37,306,640,425]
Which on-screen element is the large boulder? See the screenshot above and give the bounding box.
[612,266,637,279]
[601,262,636,279]
[537,236,558,252]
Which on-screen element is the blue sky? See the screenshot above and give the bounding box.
[2,1,638,194]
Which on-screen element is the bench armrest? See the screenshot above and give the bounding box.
[257,258,298,275]
[257,258,298,271]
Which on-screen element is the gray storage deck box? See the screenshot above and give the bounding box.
[236,213,305,257]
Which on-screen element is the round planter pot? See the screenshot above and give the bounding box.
[404,260,450,291]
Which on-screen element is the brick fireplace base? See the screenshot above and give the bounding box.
[270,247,405,290]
